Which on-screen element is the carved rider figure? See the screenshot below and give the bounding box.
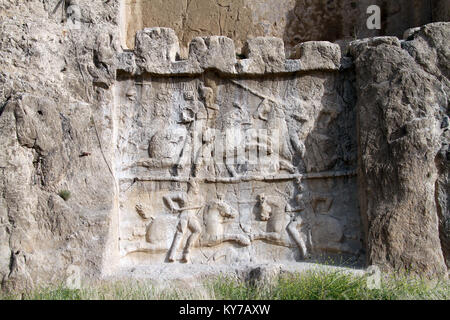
[251,191,310,258]
[251,193,290,244]
[267,106,296,173]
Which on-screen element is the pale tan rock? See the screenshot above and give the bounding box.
[123,0,449,56]
[0,0,119,292]
[239,37,285,73]
[348,36,401,58]
[352,23,449,277]
[246,264,282,287]
[116,51,137,74]
[122,0,296,54]
[188,36,237,73]
[134,28,180,73]
[291,41,341,70]
[1,1,449,294]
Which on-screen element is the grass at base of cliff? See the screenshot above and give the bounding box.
[1,269,449,300]
[209,270,450,300]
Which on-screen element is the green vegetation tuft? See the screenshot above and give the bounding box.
[1,270,448,300]
[209,269,450,300]
[58,190,71,201]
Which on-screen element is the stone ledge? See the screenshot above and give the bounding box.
[128,170,357,185]
[107,263,366,284]
[116,27,342,76]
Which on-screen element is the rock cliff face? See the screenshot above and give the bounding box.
[123,0,450,55]
[0,0,120,291]
[0,1,448,291]
[350,24,449,276]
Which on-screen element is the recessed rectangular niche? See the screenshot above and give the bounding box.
[114,72,363,267]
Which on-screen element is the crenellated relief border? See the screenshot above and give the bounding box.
[116,27,344,76]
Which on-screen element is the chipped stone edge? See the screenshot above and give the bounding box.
[116,28,342,76]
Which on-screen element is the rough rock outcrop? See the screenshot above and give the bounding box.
[0,0,120,291]
[0,1,448,293]
[351,23,449,276]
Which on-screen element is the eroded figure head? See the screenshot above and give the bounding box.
[200,86,214,104]
[216,192,224,201]
[184,91,195,101]
[188,177,200,195]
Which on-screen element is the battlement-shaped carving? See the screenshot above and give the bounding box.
[189,36,237,73]
[134,27,181,73]
[239,37,286,73]
[291,41,342,71]
[117,28,343,76]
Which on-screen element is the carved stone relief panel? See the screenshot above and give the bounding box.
[115,72,362,266]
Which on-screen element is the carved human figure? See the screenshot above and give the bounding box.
[254,99,297,174]
[245,129,275,174]
[257,98,272,121]
[251,194,290,245]
[251,192,311,257]
[66,0,81,27]
[286,213,309,258]
[135,124,190,171]
[200,86,219,128]
[165,179,203,263]
[201,128,217,175]
[222,106,246,177]
[286,194,313,258]
[201,193,251,247]
[222,104,273,177]
[286,179,315,257]
[267,107,296,173]
[180,91,207,124]
[196,86,220,175]
[186,89,211,177]
[286,100,308,168]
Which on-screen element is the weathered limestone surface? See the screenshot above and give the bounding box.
[351,23,449,276]
[122,0,297,55]
[114,24,362,270]
[118,31,342,76]
[115,68,361,269]
[0,0,121,291]
[123,0,450,55]
[134,27,180,73]
[291,41,341,71]
[0,1,449,292]
[189,36,237,73]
